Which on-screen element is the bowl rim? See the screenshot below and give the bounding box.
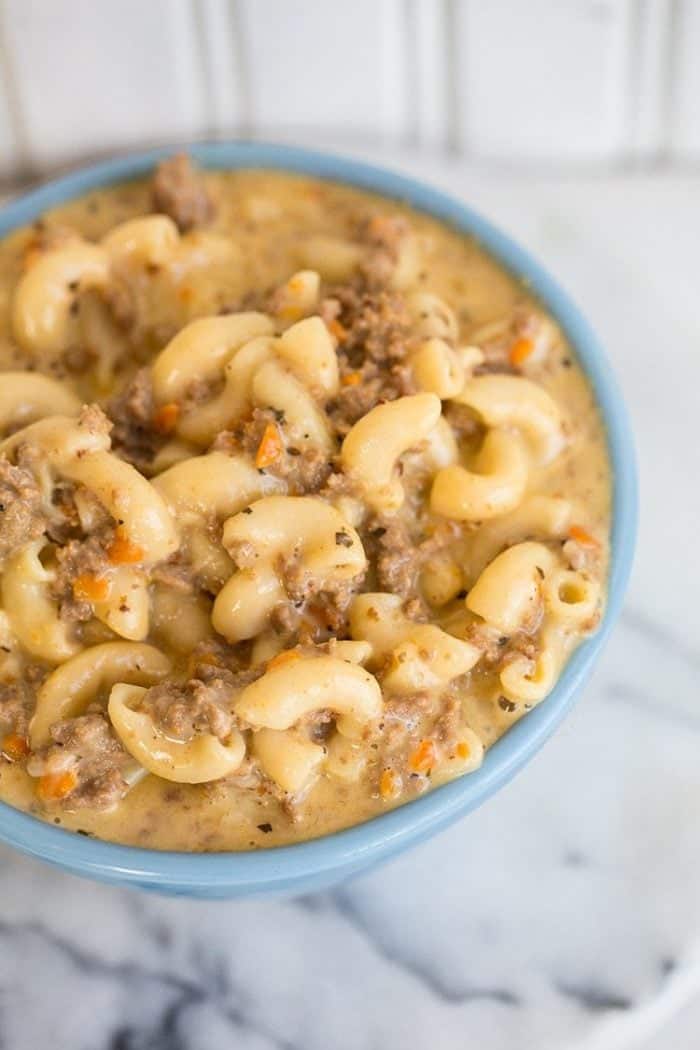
[0,141,638,891]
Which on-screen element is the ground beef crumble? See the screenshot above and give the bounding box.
[464,618,543,673]
[0,459,47,563]
[0,672,43,738]
[140,663,263,742]
[327,284,411,365]
[321,283,416,435]
[50,533,113,622]
[213,407,332,494]
[107,368,164,471]
[369,688,464,799]
[78,402,113,439]
[364,516,460,606]
[28,708,131,810]
[151,153,215,232]
[0,406,114,561]
[264,548,365,644]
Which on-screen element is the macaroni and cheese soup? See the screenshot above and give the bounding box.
[0,156,610,849]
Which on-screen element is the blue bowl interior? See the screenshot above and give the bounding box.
[0,143,638,895]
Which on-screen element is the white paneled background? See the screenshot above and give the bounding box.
[0,0,696,180]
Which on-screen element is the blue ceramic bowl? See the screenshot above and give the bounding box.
[0,143,637,897]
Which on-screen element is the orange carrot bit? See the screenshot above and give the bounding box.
[380,768,401,801]
[568,524,600,548]
[107,530,145,565]
[73,573,110,603]
[509,336,535,367]
[287,275,306,294]
[255,421,284,469]
[409,738,437,775]
[299,603,328,639]
[178,284,194,304]
[152,401,180,434]
[456,740,471,760]
[327,318,348,344]
[36,769,77,802]
[267,649,302,672]
[1,733,29,762]
[366,215,394,240]
[341,370,362,387]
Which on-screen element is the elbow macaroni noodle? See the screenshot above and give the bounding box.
[235,655,382,738]
[29,642,171,748]
[431,428,529,521]
[213,496,366,642]
[0,163,609,849]
[108,683,245,783]
[453,374,567,465]
[341,393,442,511]
[0,373,80,434]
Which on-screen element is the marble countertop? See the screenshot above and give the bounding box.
[0,144,697,1050]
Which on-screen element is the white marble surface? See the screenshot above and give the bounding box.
[0,144,697,1050]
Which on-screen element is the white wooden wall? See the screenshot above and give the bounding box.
[0,0,695,180]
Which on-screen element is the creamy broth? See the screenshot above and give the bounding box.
[0,158,610,850]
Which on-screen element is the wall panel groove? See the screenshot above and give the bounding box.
[196,0,245,137]
[0,0,26,178]
[0,1,694,175]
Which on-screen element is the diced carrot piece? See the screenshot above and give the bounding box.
[341,370,361,387]
[2,733,29,762]
[327,318,348,344]
[36,770,77,802]
[267,649,302,671]
[456,740,471,760]
[568,524,599,548]
[409,738,436,774]
[178,285,194,304]
[287,275,305,294]
[255,422,283,469]
[107,530,145,565]
[509,337,535,367]
[380,768,401,801]
[73,574,110,602]
[366,215,394,240]
[152,402,180,434]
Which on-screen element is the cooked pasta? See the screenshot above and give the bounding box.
[0,155,610,849]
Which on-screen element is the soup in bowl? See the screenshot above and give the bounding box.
[0,144,636,896]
